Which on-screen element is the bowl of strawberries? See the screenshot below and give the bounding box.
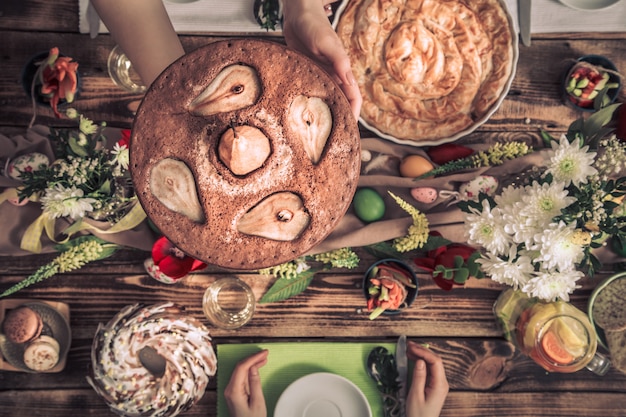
[363,258,418,320]
[562,55,622,111]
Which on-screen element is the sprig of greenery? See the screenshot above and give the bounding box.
[259,248,359,303]
[388,192,429,252]
[0,236,118,298]
[432,250,484,285]
[415,141,533,179]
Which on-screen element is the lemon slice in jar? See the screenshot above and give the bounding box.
[550,316,588,359]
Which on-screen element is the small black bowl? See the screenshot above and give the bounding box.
[363,258,418,317]
[561,54,622,112]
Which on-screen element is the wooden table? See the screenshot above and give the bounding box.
[1,1,626,416]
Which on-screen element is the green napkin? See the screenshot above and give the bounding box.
[216,342,397,417]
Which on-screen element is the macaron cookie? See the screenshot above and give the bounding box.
[2,306,43,344]
[23,335,60,371]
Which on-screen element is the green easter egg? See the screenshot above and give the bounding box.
[353,188,385,222]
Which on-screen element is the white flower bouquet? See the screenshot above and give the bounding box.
[0,109,149,297]
[460,103,626,302]
[16,109,146,254]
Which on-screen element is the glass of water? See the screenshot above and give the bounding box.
[107,45,146,94]
[202,277,256,330]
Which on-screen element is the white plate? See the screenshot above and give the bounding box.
[332,0,519,147]
[274,373,372,417]
[559,0,622,10]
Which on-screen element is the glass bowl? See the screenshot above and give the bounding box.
[561,54,622,112]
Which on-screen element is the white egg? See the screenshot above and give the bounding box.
[7,153,50,180]
[459,175,499,200]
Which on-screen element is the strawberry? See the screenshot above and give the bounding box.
[426,143,474,165]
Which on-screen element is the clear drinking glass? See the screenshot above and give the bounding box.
[202,277,255,330]
[107,45,146,94]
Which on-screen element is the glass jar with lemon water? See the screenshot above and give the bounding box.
[493,288,610,375]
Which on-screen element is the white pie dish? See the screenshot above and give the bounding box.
[332,0,519,147]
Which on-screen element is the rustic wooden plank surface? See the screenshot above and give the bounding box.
[1,0,626,416]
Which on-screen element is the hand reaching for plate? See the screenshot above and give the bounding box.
[224,349,269,417]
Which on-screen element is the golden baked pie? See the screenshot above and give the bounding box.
[336,0,516,143]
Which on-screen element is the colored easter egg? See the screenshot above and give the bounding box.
[353,188,386,222]
[459,175,499,199]
[8,196,29,206]
[7,153,50,180]
[399,154,434,178]
[410,187,438,204]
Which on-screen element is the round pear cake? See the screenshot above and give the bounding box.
[131,39,361,270]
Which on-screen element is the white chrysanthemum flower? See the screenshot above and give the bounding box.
[65,108,79,119]
[111,143,130,171]
[41,184,97,220]
[530,221,585,271]
[522,269,583,302]
[494,185,525,214]
[476,247,534,289]
[543,135,597,187]
[520,181,576,226]
[464,199,511,256]
[78,115,98,135]
[502,209,539,246]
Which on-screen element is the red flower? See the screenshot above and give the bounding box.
[413,232,478,291]
[38,47,79,118]
[151,236,206,279]
[118,129,131,148]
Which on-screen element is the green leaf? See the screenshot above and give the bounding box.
[68,135,88,157]
[453,255,465,268]
[467,251,485,278]
[588,254,602,278]
[364,242,403,259]
[566,117,585,141]
[583,103,620,139]
[259,268,317,303]
[540,130,555,148]
[453,268,469,284]
[420,234,452,252]
[99,179,112,194]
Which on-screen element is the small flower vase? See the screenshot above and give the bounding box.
[20,51,81,112]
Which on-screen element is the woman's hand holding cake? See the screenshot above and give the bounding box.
[91,0,362,119]
[282,0,363,119]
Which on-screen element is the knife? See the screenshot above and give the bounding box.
[518,0,532,47]
[396,335,408,416]
[87,0,100,39]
